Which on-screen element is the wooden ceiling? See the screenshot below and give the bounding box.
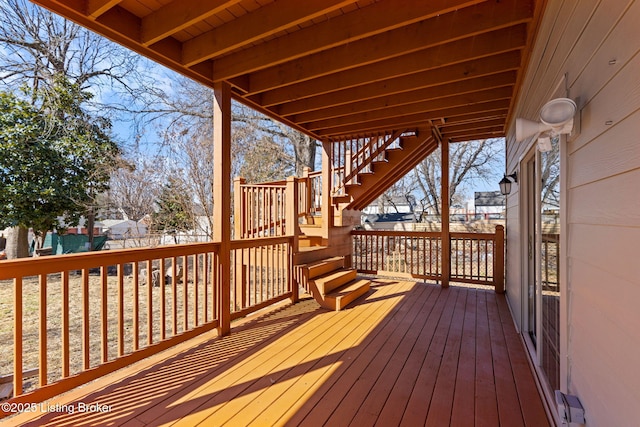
[30,0,545,142]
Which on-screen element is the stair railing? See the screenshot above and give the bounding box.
[330,130,409,198]
[234,172,323,241]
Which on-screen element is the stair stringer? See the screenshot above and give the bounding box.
[344,133,437,210]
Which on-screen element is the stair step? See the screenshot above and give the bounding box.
[312,268,357,295]
[299,235,324,247]
[324,279,371,311]
[299,223,323,236]
[332,194,351,204]
[307,256,345,279]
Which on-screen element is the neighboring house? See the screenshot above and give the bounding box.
[100,219,147,239]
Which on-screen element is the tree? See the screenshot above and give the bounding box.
[0,1,145,255]
[413,139,502,216]
[131,74,316,176]
[105,157,166,222]
[151,179,194,243]
[0,0,141,112]
[0,84,119,255]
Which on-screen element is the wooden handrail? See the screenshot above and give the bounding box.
[0,242,221,279]
[352,226,505,291]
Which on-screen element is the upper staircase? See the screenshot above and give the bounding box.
[330,129,437,211]
[235,128,439,310]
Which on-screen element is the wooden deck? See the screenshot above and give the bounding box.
[7,280,550,427]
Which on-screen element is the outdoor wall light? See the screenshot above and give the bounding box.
[499,172,518,195]
[515,98,577,152]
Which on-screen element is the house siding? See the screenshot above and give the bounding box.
[505,1,640,425]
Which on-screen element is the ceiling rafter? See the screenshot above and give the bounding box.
[208,0,485,81]
[243,0,533,95]
[276,51,522,116]
[256,25,527,107]
[293,71,517,124]
[181,0,359,67]
[86,0,122,19]
[141,0,242,46]
[306,86,514,131]
[318,100,511,137]
[31,0,543,143]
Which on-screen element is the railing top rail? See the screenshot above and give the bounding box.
[230,235,293,250]
[240,182,287,188]
[351,230,441,238]
[0,242,222,280]
[449,232,498,240]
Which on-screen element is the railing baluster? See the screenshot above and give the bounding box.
[160,259,166,340]
[14,277,23,397]
[133,262,139,351]
[101,266,108,363]
[146,260,153,347]
[39,274,47,387]
[194,254,199,327]
[61,271,70,378]
[183,255,188,332]
[82,268,90,370]
[117,264,125,357]
[171,257,177,336]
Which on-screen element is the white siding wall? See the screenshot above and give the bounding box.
[505,1,640,425]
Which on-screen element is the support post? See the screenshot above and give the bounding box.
[441,139,450,288]
[494,224,505,293]
[321,139,333,240]
[286,176,300,303]
[213,81,231,336]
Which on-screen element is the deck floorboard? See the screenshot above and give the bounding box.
[9,280,550,427]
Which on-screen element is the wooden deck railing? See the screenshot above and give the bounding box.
[297,169,322,218]
[230,236,295,320]
[234,173,321,240]
[352,225,504,291]
[234,178,287,239]
[0,235,295,413]
[351,230,442,281]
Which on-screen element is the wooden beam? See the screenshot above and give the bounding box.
[258,25,527,107]
[296,72,517,124]
[182,0,358,67]
[210,0,486,81]
[213,81,232,336]
[441,139,450,288]
[141,0,242,46]
[245,0,533,94]
[276,52,522,115]
[86,0,122,19]
[307,86,514,132]
[318,101,510,138]
[439,118,507,134]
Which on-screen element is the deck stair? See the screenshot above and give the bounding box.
[299,256,370,311]
[334,132,437,211]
